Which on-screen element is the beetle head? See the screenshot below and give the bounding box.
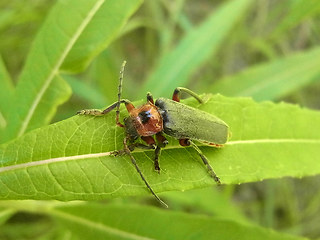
[125,103,163,137]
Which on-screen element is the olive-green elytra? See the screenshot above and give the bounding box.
[155,98,229,144]
[77,62,229,208]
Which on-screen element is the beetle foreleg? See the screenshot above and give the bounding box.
[188,140,221,185]
[77,99,135,128]
[172,87,204,103]
[123,137,168,208]
[77,109,106,116]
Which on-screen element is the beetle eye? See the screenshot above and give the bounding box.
[138,111,151,124]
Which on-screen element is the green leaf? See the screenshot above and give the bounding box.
[64,75,107,108]
[271,1,320,40]
[142,0,253,96]
[163,187,250,224]
[3,0,142,142]
[0,56,14,131]
[210,47,320,100]
[50,203,305,240]
[0,214,54,239]
[0,95,319,201]
[61,0,143,73]
[4,0,103,141]
[0,208,15,225]
[89,50,122,104]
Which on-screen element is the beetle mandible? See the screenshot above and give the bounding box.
[77,61,229,207]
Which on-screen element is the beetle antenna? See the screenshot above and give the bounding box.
[116,61,127,126]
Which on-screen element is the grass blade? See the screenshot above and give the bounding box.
[210,47,320,100]
[0,56,14,131]
[142,0,253,96]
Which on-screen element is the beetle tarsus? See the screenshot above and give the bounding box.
[77,109,104,116]
[110,150,124,156]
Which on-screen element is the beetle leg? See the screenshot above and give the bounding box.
[77,61,133,128]
[77,99,135,128]
[172,87,204,103]
[123,137,168,208]
[153,133,168,173]
[147,92,154,104]
[76,109,106,116]
[153,146,161,173]
[189,140,221,185]
[179,138,221,185]
[141,136,161,171]
[115,100,135,127]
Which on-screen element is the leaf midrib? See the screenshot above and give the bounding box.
[1,138,319,174]
[17,0,105,138]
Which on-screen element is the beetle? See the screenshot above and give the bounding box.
[77,61,229,207]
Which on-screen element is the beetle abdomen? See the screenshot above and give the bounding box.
[155,98,229,144]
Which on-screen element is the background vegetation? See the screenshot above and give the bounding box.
[0,0,320,239]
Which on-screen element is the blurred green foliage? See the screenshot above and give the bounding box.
[0,0,320,239]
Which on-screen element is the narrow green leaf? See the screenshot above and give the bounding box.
[5,0,105,141]
[0,56,14,130]
[0,208,15,225]
[50,203,306,240]
[26,75,72,133]
[89,50,121,104]
[210,47,320,100]
[271,0,320,40]
[64,75,107,107]
[142,0,253,96]
[4,0,142,143]
[0,95,319,200]
[61,0,143,73]
[163,187,250,224]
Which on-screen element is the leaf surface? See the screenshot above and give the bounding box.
[0,95,319,200]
